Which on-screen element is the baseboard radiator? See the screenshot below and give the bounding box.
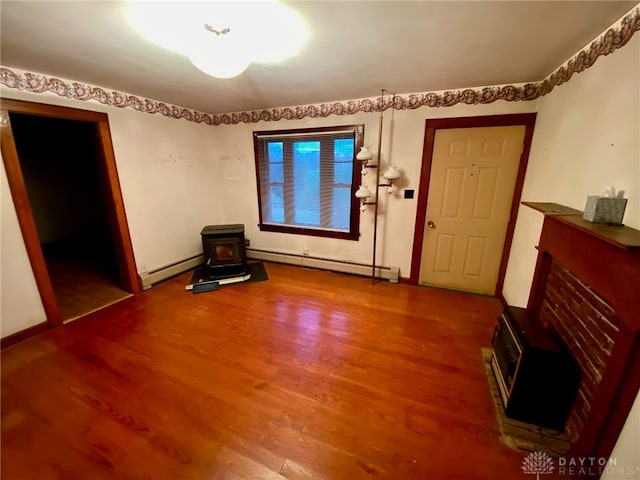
[139,254,204,290]
[139,248,400,290]
[246,248,400,283]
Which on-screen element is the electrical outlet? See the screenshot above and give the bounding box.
[303,248,310,256]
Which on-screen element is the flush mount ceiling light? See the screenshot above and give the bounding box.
[125,1,308,79]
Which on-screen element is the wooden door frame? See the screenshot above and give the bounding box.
[1,99,140,329]
[409,113,537,296]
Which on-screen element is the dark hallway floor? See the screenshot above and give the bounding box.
[43,241,131,322]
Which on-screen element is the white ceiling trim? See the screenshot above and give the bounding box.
[1,6,638,127]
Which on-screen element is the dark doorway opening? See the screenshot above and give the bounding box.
[9,113,130,322]
[1,99,139,337]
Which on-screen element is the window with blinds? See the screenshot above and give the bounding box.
[253,125,363,240]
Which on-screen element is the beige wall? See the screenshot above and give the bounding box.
[211,101,535,271]
[107,108,224,272]
[1,155,48,335]
[602,390,640,479]
[503,33,640,307]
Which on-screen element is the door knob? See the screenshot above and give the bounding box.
[427,220,436,229]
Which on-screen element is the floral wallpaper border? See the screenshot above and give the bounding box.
[1,6,638,126]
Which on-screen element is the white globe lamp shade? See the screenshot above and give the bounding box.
[187,23,251,79]
[356,146,374,162]
[383,166,401,181]
[355,185,372,199]
[189,51,251,79]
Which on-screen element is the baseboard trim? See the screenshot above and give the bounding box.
[247,248,400,283]
[139,254,204,290]
[138,248,402,288]
[1,321,50,350]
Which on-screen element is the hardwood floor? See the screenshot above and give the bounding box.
[2,262,535,479]
[46,255,132,322]
[43,242,131,322]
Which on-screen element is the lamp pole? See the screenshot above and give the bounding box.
[371,89,386,284]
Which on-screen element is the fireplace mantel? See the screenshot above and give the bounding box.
[523,202,640,468]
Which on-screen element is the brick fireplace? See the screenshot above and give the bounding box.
[524,202,640,465]
[538,259,618,443]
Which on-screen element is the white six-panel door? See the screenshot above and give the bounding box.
[419,126,525,294]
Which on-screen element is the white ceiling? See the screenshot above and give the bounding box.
[1,1,637,114]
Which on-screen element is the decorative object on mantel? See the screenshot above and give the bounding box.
[583,185,627,224]
[522,201,640,247]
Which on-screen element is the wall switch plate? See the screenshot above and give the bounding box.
[404,189,415,199]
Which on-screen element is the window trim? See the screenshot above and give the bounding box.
[253,125,364,240]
